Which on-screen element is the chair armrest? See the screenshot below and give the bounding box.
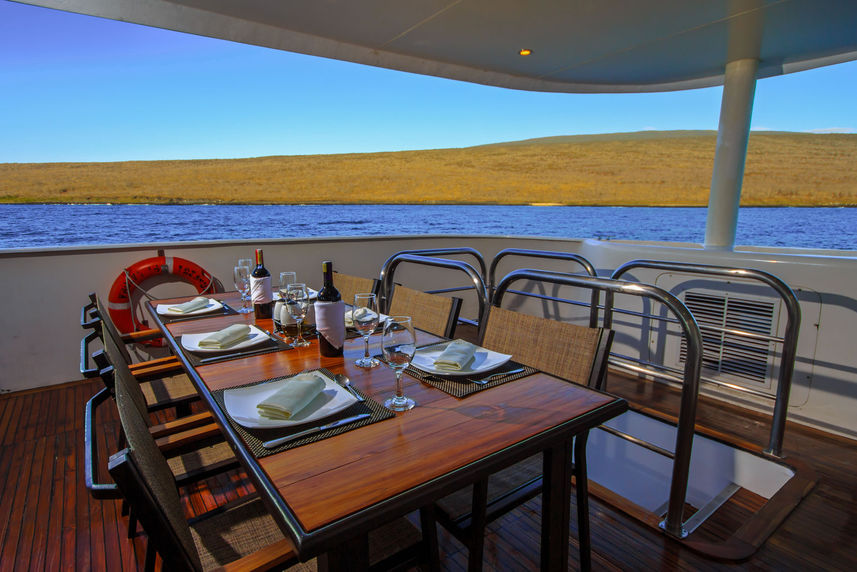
[80,330,101,379]
[121,328,164,344]
[81,299,99,330]
[148,411,214,439]
[85,388,122,499]
[155,423,224,455]
[129,356,184,381]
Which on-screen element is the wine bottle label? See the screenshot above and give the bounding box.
[250,275,273,304]
[315,300,345,349]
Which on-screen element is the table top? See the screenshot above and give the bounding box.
[148,291,627,557]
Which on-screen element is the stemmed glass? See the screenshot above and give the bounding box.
[285,283,311,347]
[232,265,252,313]
[353,293,380,368]
[278,272,297,297]
[382,316,416,411]
[237,258,252,302]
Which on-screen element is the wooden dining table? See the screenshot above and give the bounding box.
[147,291,628,571]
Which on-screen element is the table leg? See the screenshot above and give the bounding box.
[318,532,369,572]
[541,438,572,571]
[574,431,592,572]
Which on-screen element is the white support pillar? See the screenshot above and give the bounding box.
[704,58,759,250]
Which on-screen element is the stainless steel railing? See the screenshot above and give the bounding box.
[487,248,599,326]
[379,253,490,333]
[609,260,801,457]
[380,247,488,326]
[493,270,703,539]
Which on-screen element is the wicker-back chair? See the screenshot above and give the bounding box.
[480,305,612,388]
[430,306,614,570]
[110,368,302,571]
[333,271,380,305]
[92,295,198,413]
[387,285,462,338]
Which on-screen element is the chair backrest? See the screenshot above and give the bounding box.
[94,295,135,365]
[94,328,151,422]
[388,285,462,338]
[110,367,202,571]
[480,306,613,388]
[333,271,380,304]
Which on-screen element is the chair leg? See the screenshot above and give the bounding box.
[574,432,592,572]
[127,509,138,538]
[144,541,157,572]
[467,478,489,572]
[419,505,441,572]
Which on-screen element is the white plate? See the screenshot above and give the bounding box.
[410,342,512,377]
[223,372,357,429]
[156,298,223,316]
[180,324,269,354]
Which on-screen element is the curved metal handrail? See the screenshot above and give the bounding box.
[609,260,801,457]
[380,247,487,283]
[379,253,489,332]
[488,248,600,327]
[494,269,702,539]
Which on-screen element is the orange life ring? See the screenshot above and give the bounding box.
[107,256,220,345]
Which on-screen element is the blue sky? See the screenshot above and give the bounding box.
[2,0,856,164]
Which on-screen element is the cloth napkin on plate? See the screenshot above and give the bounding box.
[168,296,210,314]
[257,373,326,420]
[198,324,250,349]
[434,339,478,371]
[345,307,381,327]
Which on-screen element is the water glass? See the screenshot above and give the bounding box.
[382,316,416,411]
[353,293,380,368]
[285,283,311,347]
[232,265,252,313]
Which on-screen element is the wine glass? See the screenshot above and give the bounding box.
[232,265,252,313]
[285,283,311,347]
[382,316,416,411]
[278,271,297,298]
[237,258,252,301]
[353,293,380,368]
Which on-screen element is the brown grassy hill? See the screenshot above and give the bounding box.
[1,131,855,206]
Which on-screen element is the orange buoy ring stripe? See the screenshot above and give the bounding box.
[107,256,219,344]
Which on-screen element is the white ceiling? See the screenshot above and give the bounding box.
[18,0,857,93]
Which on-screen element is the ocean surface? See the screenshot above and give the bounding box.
[1,204,855,251]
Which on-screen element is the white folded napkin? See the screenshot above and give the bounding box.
[168,296,210,314]
[256,373,326,420]
[198,324,251,349]
[345,307,382,327]
[434,339,478,371]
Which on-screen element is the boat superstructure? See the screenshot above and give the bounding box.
[2,0,857,569]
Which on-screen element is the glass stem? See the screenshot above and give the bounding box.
[395,371,404,399]
[363,336,370,359]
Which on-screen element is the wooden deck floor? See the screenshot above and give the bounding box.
[1,374,856,570]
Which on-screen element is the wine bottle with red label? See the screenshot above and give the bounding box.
[249,248,273,319]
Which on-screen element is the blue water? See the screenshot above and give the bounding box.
[1,204,855,250]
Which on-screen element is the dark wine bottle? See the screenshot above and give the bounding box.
[249,248,273,319]
[315,261,345,357]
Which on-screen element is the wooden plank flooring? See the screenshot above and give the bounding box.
[1,374,856,570]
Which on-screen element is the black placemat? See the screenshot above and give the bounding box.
[387,342,537,398]
[178,333,292,366]
[158,301,239,324]
[211,368,395,458]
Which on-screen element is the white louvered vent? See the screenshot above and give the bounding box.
[680,292,776,384]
